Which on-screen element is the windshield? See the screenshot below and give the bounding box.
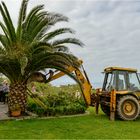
[128,72,140,91]
[117,71,127,90]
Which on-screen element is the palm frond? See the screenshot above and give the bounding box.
[0,34,11,51]
[22,6,47,43]
[24,51,79,75]
[0,57,21,82]
[17,0,29,41]
[0,66,13,81]
[0,21,12,45]
[29,18,49,43]
[0,46,6,55]
[25,11,47,31]
[34,25,48,41]
[24,5,44,31]
[0,1,16,42]
[27,42,52,55]
[51,38,84,47]
[27,12,69,42]
[34,13,69,41]
[53,45,69,52]
[47,12,68,25]
[28,11,49,40]
[43,28,75,41]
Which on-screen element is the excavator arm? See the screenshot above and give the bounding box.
[45,61,92,106]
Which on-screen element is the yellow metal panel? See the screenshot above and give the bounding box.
[104,67,137,73]
[116,91,140,99]
[110,90,116,121]
[135,92,140,97]
[75,69,92,105]
[116,91,131,94]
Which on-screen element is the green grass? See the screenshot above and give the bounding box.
[0,107,140,139]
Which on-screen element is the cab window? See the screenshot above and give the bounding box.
[128,72,140,91]
[118,71,127,90]
[104,72,116,91]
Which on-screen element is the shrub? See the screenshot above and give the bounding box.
[27,90,87,116]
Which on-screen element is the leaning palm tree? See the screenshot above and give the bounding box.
[0,0,83,115]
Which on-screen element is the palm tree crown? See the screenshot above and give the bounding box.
[0,0,83,83]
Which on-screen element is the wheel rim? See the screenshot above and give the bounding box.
[123,100,136,116]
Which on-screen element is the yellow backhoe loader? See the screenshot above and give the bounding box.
[32,60,140,121]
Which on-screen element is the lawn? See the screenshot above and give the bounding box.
[0,107,140,139]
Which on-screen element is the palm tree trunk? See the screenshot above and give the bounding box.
[8,82,27,115]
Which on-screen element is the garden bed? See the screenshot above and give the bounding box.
[27,90,87,117]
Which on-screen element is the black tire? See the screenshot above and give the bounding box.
[117,95,140,121]
[101,104,110,116]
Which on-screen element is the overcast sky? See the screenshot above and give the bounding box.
[1,0,140,87]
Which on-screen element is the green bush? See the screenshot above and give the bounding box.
[27,90,87,116]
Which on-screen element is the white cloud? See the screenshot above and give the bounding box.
[1,0,140,87]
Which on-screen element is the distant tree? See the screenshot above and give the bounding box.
[0,0,83,115]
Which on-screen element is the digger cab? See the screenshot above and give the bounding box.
[102,67,140,92]
[100,67,140,121]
